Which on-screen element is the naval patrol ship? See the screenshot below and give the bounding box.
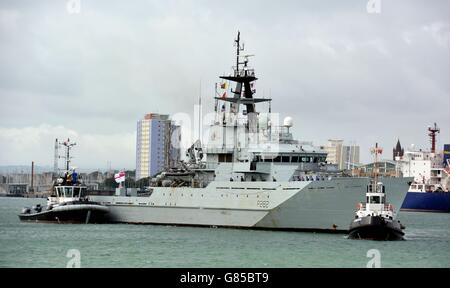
[90,32,411,232]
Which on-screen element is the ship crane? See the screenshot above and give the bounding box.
[186,139,204,164]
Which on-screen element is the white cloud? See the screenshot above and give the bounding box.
[0,0,449,165]
[0,124,135,169]
[422,21,450,48]
[0,9,20,32]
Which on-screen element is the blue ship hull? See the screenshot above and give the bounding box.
[401,191,450,212]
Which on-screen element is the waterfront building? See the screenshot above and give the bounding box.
[323,139,360,170]
[357,160,399,177]
[136,113,181,180]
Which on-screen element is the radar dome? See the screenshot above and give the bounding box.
[283,116,294,128]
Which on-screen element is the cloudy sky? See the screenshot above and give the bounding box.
[0,0,449,170]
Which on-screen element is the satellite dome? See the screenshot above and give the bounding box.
[283,116,293,128]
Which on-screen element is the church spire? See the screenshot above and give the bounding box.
[393,139,404,160]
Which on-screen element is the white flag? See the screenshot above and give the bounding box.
[114,171,125,183]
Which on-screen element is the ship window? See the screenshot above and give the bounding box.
[282,156,290,163]
[369,196,381,204]
[219,154,233,162]
[264,158,272,163]
[274,156,281,162]
[312,157,318,163]
[73,187,80,198]
[64,187,73,198]
[291,156,299,163]
[301,157,310,163]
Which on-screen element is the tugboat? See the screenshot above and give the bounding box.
[348,144,405,240]
[18,139,109,223]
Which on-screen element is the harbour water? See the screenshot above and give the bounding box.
[1,197,449,268]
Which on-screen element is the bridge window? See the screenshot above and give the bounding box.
[64,187,73,198]
[291,156,299,163]
[273,156,281,162]
[369,196,381,204]
[282,156,290,163]
[73,187,80,198]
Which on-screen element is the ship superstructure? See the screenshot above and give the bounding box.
[89,32,411,231]
[400,123,450,212]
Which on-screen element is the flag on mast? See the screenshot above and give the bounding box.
[114,171,126,183]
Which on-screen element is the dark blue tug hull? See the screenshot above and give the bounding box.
[401,191,450,213]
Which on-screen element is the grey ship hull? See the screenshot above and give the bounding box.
[89,177,410,232]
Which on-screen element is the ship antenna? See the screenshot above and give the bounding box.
[234,31,244,74]
[428,123,440,153]
[53,138,59,177]
[61,138,76,171]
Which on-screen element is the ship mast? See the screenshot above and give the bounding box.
[428,123,440,153]
[216,32,271,123]
[61,138,76,171]
[371,143,383,187]
[235,31,242,73]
